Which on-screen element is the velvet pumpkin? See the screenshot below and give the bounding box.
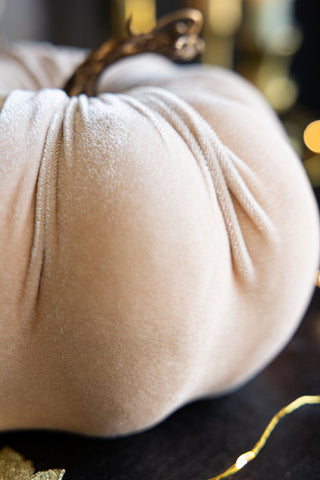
[0,42,318,436]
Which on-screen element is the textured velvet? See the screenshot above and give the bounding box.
[0,43,319,436]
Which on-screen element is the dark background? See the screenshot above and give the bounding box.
[0,1,319,479]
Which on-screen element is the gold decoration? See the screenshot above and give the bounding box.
[0,447,65,480]
[207,394,320,479]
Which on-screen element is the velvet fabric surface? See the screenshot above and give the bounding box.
[0,43,319,436]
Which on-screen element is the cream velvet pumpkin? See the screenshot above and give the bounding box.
[0,42,319,436]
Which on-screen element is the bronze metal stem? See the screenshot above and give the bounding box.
[64,8,204,97]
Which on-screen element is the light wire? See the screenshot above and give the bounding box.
[207,394,320,480]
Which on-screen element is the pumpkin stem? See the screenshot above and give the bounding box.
[63,8,204,97]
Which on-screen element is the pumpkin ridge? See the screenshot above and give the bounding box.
[127,86,216,196]
[24,102,68,321]
[134,87,260,282]
[221,145,276,238]
[62,96,79,169]
[103,92,169,145]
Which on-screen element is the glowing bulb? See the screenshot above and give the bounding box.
[235,451,255,470]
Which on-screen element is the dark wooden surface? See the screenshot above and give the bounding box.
[1,284,319,479]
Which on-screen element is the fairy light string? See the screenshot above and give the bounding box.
[207,394,320,480]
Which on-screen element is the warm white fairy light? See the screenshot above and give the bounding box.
[207,395,320,480]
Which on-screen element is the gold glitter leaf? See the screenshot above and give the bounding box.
[0,447,65,480]
[32,469,66,480]
[0,447,34,479]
